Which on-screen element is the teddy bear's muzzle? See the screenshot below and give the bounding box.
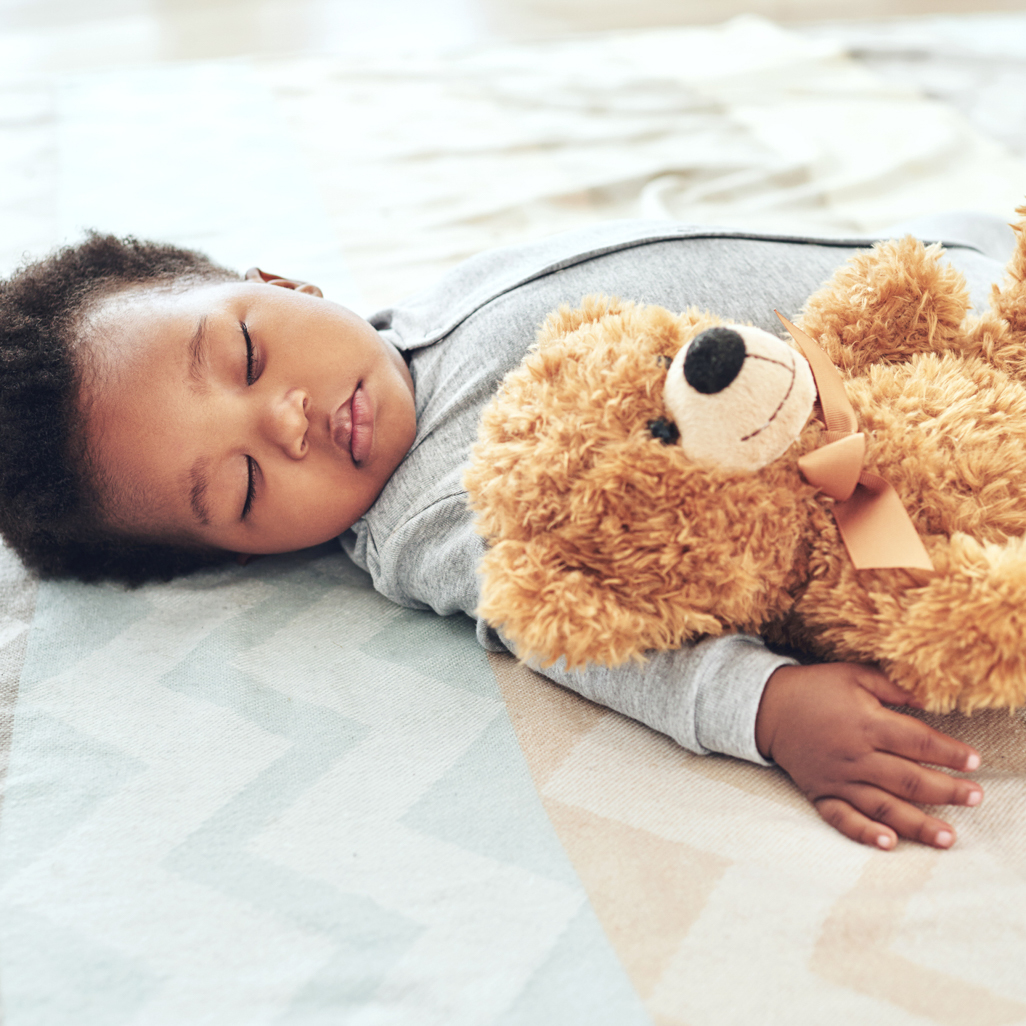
[662,322,817,473]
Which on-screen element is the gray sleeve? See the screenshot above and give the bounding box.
[514,632,795,765]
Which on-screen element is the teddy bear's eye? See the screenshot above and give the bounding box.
[656,354,673,369]
[648,418,679,445]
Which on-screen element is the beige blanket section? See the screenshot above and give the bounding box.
[492,651,1026,1025]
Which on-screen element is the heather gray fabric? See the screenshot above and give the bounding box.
[342,218,1007,764]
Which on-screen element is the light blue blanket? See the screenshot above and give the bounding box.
[1,548,647,1024]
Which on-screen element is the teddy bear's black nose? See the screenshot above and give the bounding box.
[683,327,746,394]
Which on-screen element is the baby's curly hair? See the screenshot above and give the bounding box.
[0,232,240,585]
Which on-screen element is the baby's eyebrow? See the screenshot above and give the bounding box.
[187,316,209,391]
[188,457,211,526]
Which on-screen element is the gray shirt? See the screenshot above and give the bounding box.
[342,219,1006,764]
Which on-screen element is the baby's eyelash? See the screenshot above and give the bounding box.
[242,322,255,385]
[242,456,256,519]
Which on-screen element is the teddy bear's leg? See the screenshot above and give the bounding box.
[798,236,972,375]
[870,532,1026,713]
[963,207,1026,382]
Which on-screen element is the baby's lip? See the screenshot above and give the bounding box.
[330,383,374,464]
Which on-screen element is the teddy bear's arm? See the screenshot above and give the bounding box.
[795,529,1026,713]
[475,535,724,670]
[796,236,972,374]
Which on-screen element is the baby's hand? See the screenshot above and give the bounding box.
[756,663,982,850]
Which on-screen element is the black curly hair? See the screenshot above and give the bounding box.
[0,232,241,585]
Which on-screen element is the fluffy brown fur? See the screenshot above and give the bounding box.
[465,206,1026,713]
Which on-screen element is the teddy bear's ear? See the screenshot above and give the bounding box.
[957,206,1026,381]
[534,294,631,349]
[798,236,970,375]
[998,203,1026,329]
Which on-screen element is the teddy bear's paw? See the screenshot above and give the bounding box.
[875,533,1026,713]
[799,236,971,375]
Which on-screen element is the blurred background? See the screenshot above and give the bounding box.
[2,0,1025,309]
[3,0,1026,69]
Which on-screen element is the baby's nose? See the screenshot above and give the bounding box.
[683,327,746,394]
[270,389,309,458]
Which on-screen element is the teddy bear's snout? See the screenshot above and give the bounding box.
[682,327,747,394]
[663,321,817,473]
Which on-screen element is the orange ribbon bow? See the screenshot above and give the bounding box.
[775,313,933,572]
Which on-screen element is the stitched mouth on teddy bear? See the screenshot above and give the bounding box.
[738,351,798,441]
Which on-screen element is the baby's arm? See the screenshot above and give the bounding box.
[526,633,791,765]
[529,636,982,850]
[755,663,983,850]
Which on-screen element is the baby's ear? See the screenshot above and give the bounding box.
[244,266,323,297]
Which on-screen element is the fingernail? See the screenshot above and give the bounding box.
[936,830,954,848]
[965,753,980,771]
[876,834,893,850]
[966,790,982,806]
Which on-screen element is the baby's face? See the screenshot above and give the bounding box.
[80,277,416,555]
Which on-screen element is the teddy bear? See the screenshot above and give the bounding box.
[464,206,1026,713]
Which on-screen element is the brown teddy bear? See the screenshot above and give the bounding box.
[465,207,1026,713]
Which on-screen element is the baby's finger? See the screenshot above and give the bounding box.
[842,784,960,849]
[878,712,981,774]
[854,666,922,707]
[862,752,983,808]
[814,796,897,850]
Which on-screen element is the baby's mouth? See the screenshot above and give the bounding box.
[331,384,374,464]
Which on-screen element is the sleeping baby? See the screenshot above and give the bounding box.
[0,222,993,850]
